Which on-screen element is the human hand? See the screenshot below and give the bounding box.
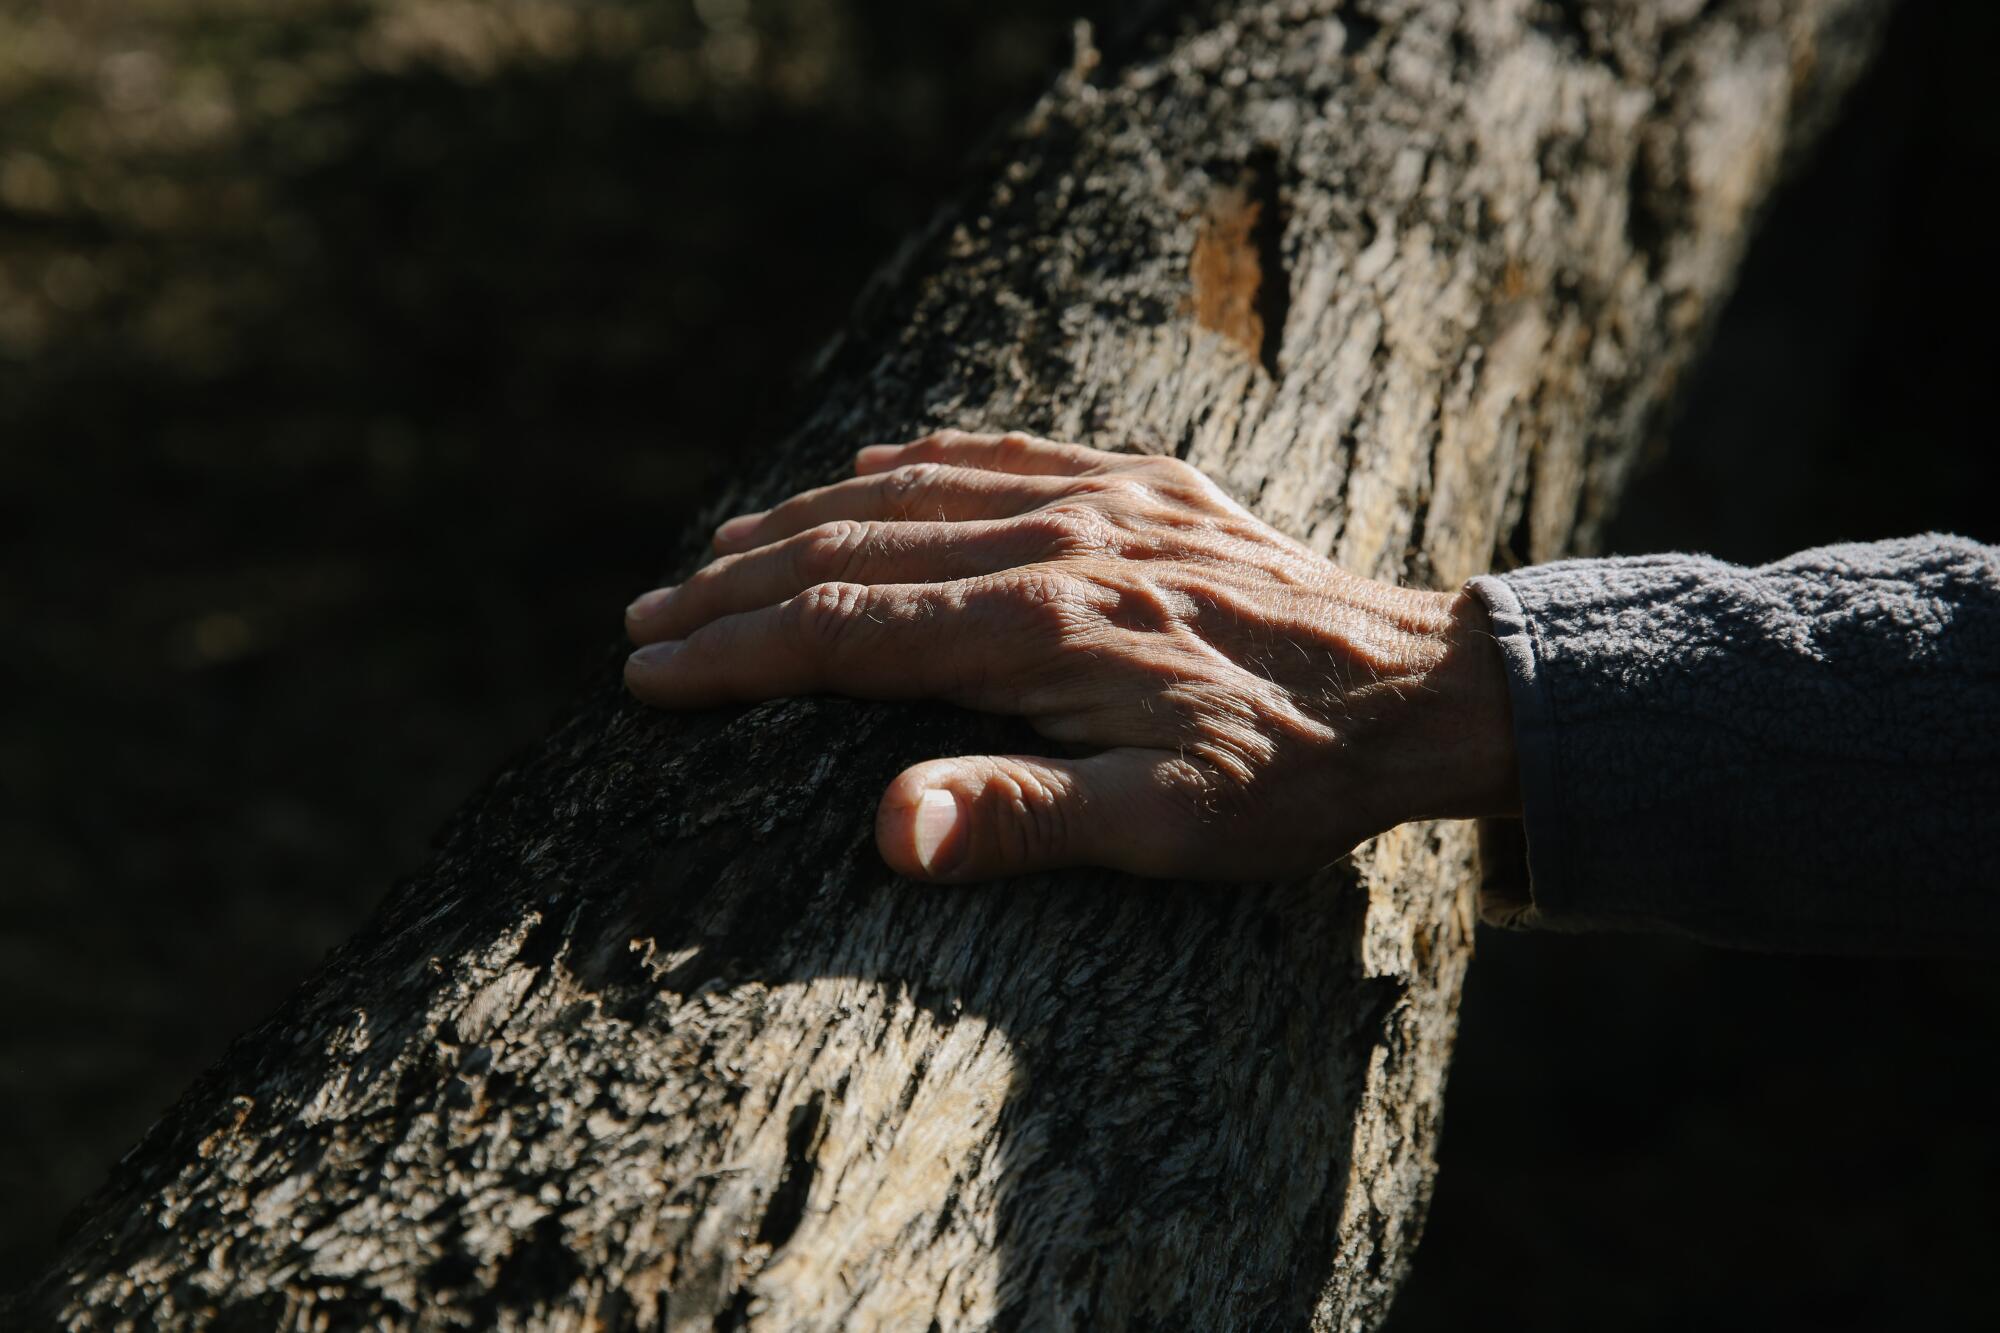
[624,432,1518,883]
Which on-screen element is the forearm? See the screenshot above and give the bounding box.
[1465,533,2000,953]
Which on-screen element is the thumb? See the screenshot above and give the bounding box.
[876,748,1192,883]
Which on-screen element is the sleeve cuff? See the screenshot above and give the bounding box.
[1464,573,1568,929]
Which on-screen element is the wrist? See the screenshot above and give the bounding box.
[1355,586,1521,829]
[1422,589,1521,819]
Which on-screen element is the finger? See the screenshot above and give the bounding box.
[875,748,1211,882]
[713,464,1069,554]
[629,516,1068,644]
[856,430,1117,479]
[624,578,1027,709]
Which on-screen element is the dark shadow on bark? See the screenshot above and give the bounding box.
[8,2,1404,1318]
[16,678,1397,1327]
[0,0,1115,1291]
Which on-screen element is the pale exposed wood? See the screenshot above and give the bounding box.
[13,1,1884,1329]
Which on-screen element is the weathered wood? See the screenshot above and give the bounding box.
[15,1,1883,1328]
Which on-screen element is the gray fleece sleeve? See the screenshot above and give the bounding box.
[1464,533,2000,954]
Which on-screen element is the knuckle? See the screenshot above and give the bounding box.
[1140,455,1215,501]
[1153,754,1234,826]
[987,766,1067,863]
[796,519,872,581]
[1019,503,1113,557]
[1079,474,1150,507]
[884,462,940,502]
[784,580,867,650]
[994,567,1091,634]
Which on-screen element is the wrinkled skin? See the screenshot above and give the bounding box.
[625,431,1518,882]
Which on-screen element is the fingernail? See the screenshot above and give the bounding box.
[626,586,675,621]
[913,788,965,875]
[627,640,683,670]
[855,444,902,471]
[714,513,762,546]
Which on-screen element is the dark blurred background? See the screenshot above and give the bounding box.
[1,0,1993,1323]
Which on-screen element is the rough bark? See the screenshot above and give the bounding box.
[15,1,1883,1329]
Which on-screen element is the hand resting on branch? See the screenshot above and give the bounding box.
[624,431,1518,883]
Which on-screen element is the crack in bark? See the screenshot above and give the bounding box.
[1248,147,1290,381]
[754,1093,827,1252]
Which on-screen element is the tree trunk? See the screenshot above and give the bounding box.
[16,1,1883,1328]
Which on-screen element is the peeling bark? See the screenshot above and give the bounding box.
[13,1,1884,1329]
